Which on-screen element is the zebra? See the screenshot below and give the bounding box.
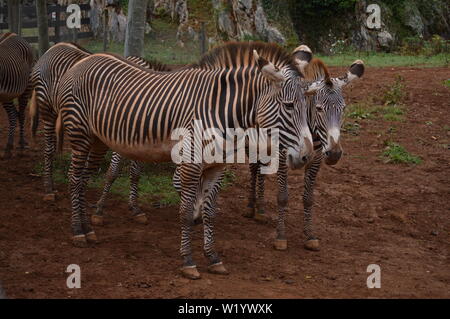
[54,42,323,279]
[0,32,34,159]
[245,58,365,251]
[29,42,169,210]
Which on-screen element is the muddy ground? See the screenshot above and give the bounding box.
[0,66,449,298]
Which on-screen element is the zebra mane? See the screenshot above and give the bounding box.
[0,32,15,44]
[194,41,298,73]
[303,58,332,86]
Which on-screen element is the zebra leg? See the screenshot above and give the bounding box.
[243,163,259,218]
[42,121,57,200]
[303,153,323,251]
[199,165,229,275]
[178,163,202,280]
[68,150,90,247]
[92,152,124,225]
[128,160,146,224]
[17,89,31,150]
[81,146,108,243]
[254,166,270,223]
[2,101,17,159]
[274,152,289,250]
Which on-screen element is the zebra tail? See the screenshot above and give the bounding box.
[55,111,64,153]
[29,89,39,138]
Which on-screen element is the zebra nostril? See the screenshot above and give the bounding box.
[325,151,331,157]
[302,155,308,163]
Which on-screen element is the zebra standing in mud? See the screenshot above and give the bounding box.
[0,33,34,158]
[30,42,169,221]
[54,42,323,279]
[245,58,365,251]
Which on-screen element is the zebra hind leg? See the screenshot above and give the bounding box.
[17,90,31,150]
[42,121,57,201]
[92,152,124,226]
[81,146,108,243]
[128,160,147,224]
[2,101,17,159]
[68,150,90,247]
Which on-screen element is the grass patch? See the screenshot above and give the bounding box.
[375,105,406,122]
[443,79,450,88]
[382,142,422,165]
[383,75,406,106]
[342,122,361,136]
[316,52,449,68]
[346,103,376,120]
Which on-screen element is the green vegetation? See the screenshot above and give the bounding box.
[382,142,422,165]
[382,75,406,106]
[443,79,450,88]
[316,52,449,67]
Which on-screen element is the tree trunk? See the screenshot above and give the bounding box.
[124,0,148,57]
[7,0,20,34]
[36,0,49,56]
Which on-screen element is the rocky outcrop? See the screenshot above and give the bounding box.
[212,0,286,44]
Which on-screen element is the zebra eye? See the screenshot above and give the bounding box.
[284,102,294,109]
[316,104,324,112]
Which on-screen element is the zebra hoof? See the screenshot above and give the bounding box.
[274,239,288,251]
[85,231,98,244]
[181,266,201,280]
[91,215,104,226]
[254,213,270,224]
[43,193,56,202]
[133,213,148,224]
[304,239,320,251]
[242,206,255,218]
[72,235,88,248]
[208,262,229,275]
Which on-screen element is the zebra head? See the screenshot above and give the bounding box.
[304,60,365,165]
[252,46,316,170]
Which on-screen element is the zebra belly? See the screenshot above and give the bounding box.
[102,139,177,163]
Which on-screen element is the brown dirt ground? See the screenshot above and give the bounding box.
[0,66,449,299]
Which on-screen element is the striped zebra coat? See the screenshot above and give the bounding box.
[30,42,169,208]
[54,42,322,279]
[246,58,365,251]
[0,33,34,158]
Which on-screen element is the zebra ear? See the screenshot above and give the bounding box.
[292,45,313,75]
[304,80,324,96]
[334,60,365,88]
[253,50,285,84]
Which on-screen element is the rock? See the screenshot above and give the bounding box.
[377,30,394,48]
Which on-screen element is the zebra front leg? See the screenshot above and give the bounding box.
[92,152,124,225]
[303,154,323,251]
[274,153,289,250]
[179,163,203,279]
[42,121,57,201]
[200,165,229,275]
[244,163,259,218]
[2,101,17,159]
[128,160,146,224]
